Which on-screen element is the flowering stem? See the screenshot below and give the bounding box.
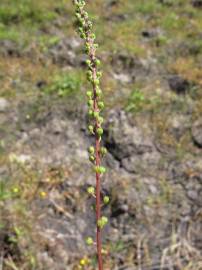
[90,31,103,270]
[73,1,108,270]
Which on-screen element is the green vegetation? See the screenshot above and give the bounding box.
[43,72,83,98]
[125,89,146,112]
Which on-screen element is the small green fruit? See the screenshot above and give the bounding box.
[93,111,99,118]
[94,79,99,86]
[97,116,104,124]
[94,166,106,174]
[95,89,102,97]
[88,146,95,154]
[87,186,95,195]
[89,155,95,162]
[99,166,106,174]
[95,59,101,66]
[86,91,93,97]
[103,196,110,204]
[86,237,93,245]
[96,127,103,136]
[97,216,108,229]
[100,147,107,156]
[86,59,91,66]
[88,125,94,134]
[98,101,104,110]
[88,110,93,117]
[88,99,94,107]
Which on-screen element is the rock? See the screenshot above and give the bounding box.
[121,151,161,173]
[105,13,128,22]
[113,73,131,83]
[167,114,191,140]
[187,190,198,201]
[49,37,81,67]
[192,0,202,8]
[141,28,163,38]
[36,80,47,88]
[0,40,21,57]
[0,98,9,112]
[159,0,174,5]
[168,75,191,94]
[104,110,155,162]
[111,53,149,82]
[192,120,202,147]
[106,0,119,7]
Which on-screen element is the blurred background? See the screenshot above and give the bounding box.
[0,0,202,269]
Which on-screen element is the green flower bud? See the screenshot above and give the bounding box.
[97,116,104,124]
[95,88,102,97]
[100,147,107,156]
[86,237,93,245]
[85,43,90,54]
[87,186,95,195]
[88,99,94,107]
[79,18,85,26]
[98,101,104,110]
[75,12,81,19]
[89,155,95,162]
[101,216,108,224]
[99,166,106,174]
[88,146,95,154]
[86,91,93,98]
[97,71,102,79]
[103,196,110,204]
[88,125,94,134]
[80,32,86,39]
[93,111,99,118]
[95,59,101,66]
[78,27,83,33]
[83,11,88,18]
[94,166,106,174]
[96,127,103,136]
[97,216,108,229]
[87,21,93,29]
[86,59,91,66]
[94,79,99,86]
[87,70,92,78]
[90,33,96,40]
[94,43,99,49]
[88,109,93,117]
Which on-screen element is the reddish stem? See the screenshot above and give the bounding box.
[95,139,103,270]
[92,65,103,270]
[77,4,104,267]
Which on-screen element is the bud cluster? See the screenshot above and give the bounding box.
[74,0,105,143]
